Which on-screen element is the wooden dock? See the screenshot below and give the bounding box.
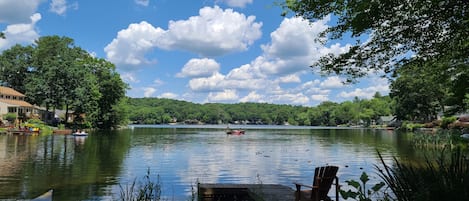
[198,183,296,201]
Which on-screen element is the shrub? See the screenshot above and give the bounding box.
[4,113,16,122]
[449,121,469,130]
[401,121,425,131]
[58,124,66,130]
[440,116,457,129]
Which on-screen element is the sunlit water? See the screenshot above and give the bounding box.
[0,125,418,200]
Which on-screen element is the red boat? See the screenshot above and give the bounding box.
[226,129,245,135]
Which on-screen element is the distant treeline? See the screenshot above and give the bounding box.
[127,92,393,126]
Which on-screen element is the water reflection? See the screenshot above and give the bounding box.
[0,127,420,200]
[0,131,130,200]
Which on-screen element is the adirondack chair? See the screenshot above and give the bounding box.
[294,166,339,201]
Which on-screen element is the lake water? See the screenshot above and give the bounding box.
[0,125,419,200]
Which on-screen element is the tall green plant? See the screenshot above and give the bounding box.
[119,168,162,201]
[377,148,469,201]
[340,172,386,201]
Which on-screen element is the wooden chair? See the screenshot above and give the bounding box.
[294,166,339,201]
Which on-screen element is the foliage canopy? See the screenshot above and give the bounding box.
[0,35,128,129]
[280,0,469,82]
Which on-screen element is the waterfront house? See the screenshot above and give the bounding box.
[378,115,397,127]
[0,86,38,124]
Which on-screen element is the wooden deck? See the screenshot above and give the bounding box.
[198,183,296,201]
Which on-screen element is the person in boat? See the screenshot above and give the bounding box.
[81,130,86,134]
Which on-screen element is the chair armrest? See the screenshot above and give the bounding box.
[293,182,317,191]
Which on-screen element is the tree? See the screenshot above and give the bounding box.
[334,101,359,125]
[464,94,469,110]
[62,49,101,124]
[0,45,33,93]
[444,62,469,114]
[280,0,469,82]
[28,36,78,111]
[0,35,128,129]
[87,57,128,129]
[390,62,446,121]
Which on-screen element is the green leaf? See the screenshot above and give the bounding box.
[371,182,385,192]
[345,180,361,189]
[360,172,370,184]
[339,189,360,199]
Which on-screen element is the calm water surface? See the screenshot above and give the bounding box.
[0,125,420,200]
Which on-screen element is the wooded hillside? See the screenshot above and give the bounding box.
[127,93,393,126]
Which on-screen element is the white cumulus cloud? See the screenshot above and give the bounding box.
[144,87,156,97]
[135,0,149,6]
[120,72,140,83]
[159,6,262,57]
[189,72,225,92]
[272,92,310,105]
[176,58,220,78]
[277,74,301,83]
[105,6,262,71]
[220,0,253,8]
[159,92,178,99]
[338,78,389,99]
[0,13,41,50]
[104,21,166,69]
[0,0,41,24]
[320,76,345,89]
[257,17,331,75]
[240,91,265,103]
[50,0,78,15]
[207,89,238,102]
[50,0,67,15]
[311,94,329,102]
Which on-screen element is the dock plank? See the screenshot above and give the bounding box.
[198,183,296,201]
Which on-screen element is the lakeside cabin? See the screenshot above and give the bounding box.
[0,86,38,126]
[0,86,73,128]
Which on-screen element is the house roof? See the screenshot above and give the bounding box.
[380,116,395,122]
[0,98,33,107]
[0,86,25,97]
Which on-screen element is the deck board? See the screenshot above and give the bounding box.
[198,183,296,201]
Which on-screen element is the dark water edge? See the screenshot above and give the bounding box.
[0,125,419,200]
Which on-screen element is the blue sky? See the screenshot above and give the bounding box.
[0,0,389,106]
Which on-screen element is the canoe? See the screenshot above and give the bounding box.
[32,189,53,201]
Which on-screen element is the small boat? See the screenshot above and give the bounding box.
[32,189,53,201]
[226,129,245,135]
[72,132,88,136]
[460,133,469,139]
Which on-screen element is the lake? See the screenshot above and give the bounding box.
[0,125,419,200]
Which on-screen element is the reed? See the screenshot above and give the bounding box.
[118,168,162,201]
[376,148,469,201]
[411,130,453,149]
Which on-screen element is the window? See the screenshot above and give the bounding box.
[8,107,17,113]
